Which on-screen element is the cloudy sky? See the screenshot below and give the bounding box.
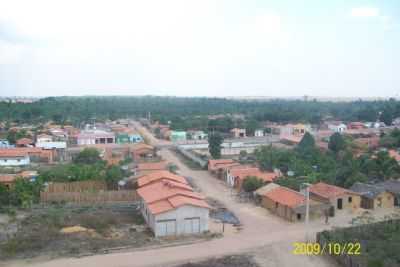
[0,0,399,97]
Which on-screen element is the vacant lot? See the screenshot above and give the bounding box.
[0,204,155,260]
[174,255,259,267]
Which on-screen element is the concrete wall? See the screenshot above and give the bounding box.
[310,192,361,212]
[261,197,297,221]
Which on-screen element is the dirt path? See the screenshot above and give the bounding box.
[3,148,338,267]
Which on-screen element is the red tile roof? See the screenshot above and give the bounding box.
[0,174,17,183]
[389,150,400,162]
[264,186,305,208]
[16,138,33,145]
[0,149,28,157]
[137,170,188,187]
[137,178,209,215]
[230,167,278,183]
[309,182,355,199]
[208,159,239,171]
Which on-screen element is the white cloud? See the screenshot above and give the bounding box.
[351,7,379,17]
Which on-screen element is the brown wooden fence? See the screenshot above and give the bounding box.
[45,180,107,193]
[40,190,139,203]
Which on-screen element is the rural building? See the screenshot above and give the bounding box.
[77,130,115,145]
[371,180,400,207]
[16,138,34,147]
[280,123,311,136]
[188,131,208,140]
[226,166,278,191]
[260,185,328,222]
[328,122,347,133]
[0,174,17,188]
[0,139,13,148]
[347,122,366,130]
[170,131,187,142]
[36,141,67,150]
[116,133,143,144]
[37,134,53,143]
[131,143,155,161]
[350,182,395,209]
[254,129,264,137]
[137,173,210,237]
[230,128,246,138]
[208,159,240,179]
[0,149,30,166]
[309,182,360,213]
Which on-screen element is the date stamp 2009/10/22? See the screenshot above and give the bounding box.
[292,242,361,256]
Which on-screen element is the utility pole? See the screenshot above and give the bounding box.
[302,182,311,242]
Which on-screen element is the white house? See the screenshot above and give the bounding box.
[37,134,53,143]
[328,123,347,133]
[0,150,30,166]
[36,141,67,150]
[254,129,264,137]
[77,130,115,145]
[137,172,209,237]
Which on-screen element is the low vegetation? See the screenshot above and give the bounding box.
[0,204,150,260]
[318,218,400,267]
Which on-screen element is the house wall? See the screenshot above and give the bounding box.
[0,156,30,166]
[330,193,360,211]
[372,191,395,209]
[261,197,297,221]
[141,200,209,237]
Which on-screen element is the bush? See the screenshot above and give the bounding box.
[242,176,264,192]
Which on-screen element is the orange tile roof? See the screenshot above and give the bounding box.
[309,182,355,199]
[137,179,209,215]
[137,170,188,187]
[0,149,28,157]
[16,138,33,145]
[264,186,305,208]
[230,167,278,183]
[0,174,17,183]
[137,179,197,203]
[208,159,238,171]
[389,150,400,162]
[137,161,168,172]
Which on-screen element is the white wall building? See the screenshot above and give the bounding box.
[328,123,347,133]
[254,129,264,137]
[0,151,30,166]
[137,173,210,237]
[36,142,67,150]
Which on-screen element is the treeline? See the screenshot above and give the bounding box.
[1,96,400,128]
[255,133,400,190]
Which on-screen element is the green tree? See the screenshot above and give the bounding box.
[297,132,316,154]
[242,176,264,192]
[208,132,223,159]
[328,133,346,154]
[74,148,102,164]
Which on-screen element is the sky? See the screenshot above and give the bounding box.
[0,0,399,97]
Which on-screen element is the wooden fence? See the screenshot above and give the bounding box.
[40,190,139,203]
[45,180,107,193]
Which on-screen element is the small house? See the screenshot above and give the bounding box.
[260,185,328,222]
[137,172,210,237]
[350,182,395,209]
[230,128,246,138]
[226,166,278,191]
[254,129,264,137]
[328,122,347,133]
[170,131,187,142]
[0,149,30,166]
[309,182,360,212]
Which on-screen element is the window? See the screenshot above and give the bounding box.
[348,197,352,203]
[297,213,301,220]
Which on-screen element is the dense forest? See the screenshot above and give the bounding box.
[1,96,400,129]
